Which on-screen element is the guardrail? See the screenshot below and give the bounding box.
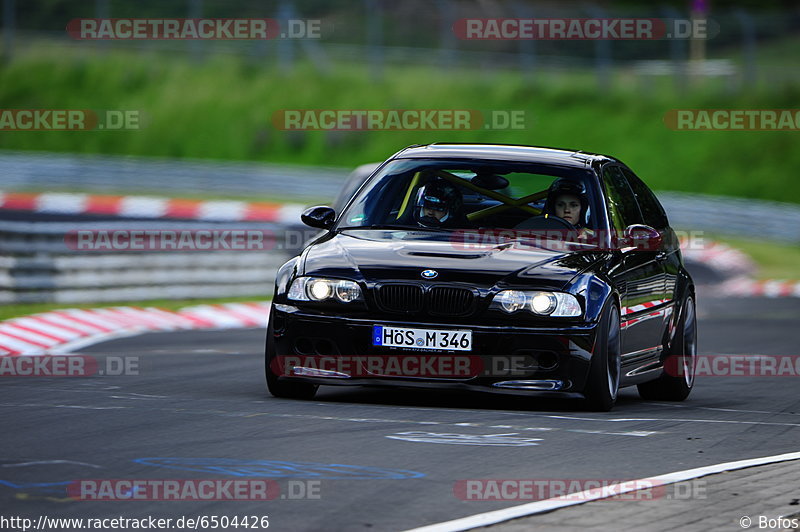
[0,150,348,200]
[657,192,800,244]
[1,152,799,305]
[3,151,799,244]
[0,220,295,304]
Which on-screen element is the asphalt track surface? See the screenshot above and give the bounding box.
[2,287,799,531]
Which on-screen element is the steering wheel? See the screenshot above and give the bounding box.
[515,214,576,231]
[544,215,575,230]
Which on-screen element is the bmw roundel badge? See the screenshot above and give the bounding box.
[421,269,438,279]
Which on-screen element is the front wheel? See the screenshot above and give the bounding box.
[265,313,318,400]
[583,301,621,412]
[637,295,697,401]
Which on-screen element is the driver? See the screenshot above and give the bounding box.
[544,178,594,239]
[414,180,468,228]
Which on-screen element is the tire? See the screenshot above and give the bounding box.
[265,313,318,400]
[583,301,621,412]
[637,295,697,401]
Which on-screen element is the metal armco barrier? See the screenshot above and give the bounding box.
[0,151,348,200]
[657,192,800,244]
[0,220,298,304]
[2,151,799,304]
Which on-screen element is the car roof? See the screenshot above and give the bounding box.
[393,143,618,169]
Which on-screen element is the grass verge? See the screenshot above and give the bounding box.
[1,42,799,204]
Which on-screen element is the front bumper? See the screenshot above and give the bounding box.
[269,305,601,394]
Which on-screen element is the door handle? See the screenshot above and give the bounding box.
[655,251,668,261]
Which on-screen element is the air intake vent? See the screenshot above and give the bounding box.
[428,287,475,316]
[376,284,424,313]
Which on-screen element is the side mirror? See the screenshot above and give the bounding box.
[623,224,662,250]
[301,206,336,230]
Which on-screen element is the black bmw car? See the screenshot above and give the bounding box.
[266,144,697,411]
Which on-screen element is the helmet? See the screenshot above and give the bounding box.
[414,180,464,228]
[544,178,589,227]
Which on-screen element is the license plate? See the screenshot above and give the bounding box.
[372,326,472,351]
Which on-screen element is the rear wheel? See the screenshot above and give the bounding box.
[583,302,621,412]
[637,295,697,401]
[265,314,318,400]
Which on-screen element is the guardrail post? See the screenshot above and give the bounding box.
[436,0,457,70]
[661,6,687,93]
[277,0,294,73]
[94,0,110,53]
[2,0,15,63]
[512,2,536,81]
[365,0,384,82]
[734,9,757,88]
[188,0,204,63]
[586,5,612,92]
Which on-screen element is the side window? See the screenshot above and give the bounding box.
[621,168,669,229]
[602,165,642,232]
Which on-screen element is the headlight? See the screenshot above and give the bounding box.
[491,290,582,317]
[495,290,527,313]
[288,277,363,303]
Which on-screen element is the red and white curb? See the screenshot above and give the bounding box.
[0,303,269,356]
[679,238,799,298]
[679,238,756,277]
[0,190,305,224]
[717,276,800,298]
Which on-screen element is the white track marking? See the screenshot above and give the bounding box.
[543,415,800,428]
[2,460,101,468]
[386,432,543,446]
[404,451,800,532]
[236,411,654,437]
[643,402,800,417]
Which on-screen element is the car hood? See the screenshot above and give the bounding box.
[302,230,604,290]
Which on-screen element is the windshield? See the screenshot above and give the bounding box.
[337,158,602,233]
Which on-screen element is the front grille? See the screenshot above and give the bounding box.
[428,287,475,316]
[376,284,424,313]
[375,284,475,316]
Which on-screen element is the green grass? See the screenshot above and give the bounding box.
[1,42,800,204]
[710,235,800,281]
[0,296,269,322]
